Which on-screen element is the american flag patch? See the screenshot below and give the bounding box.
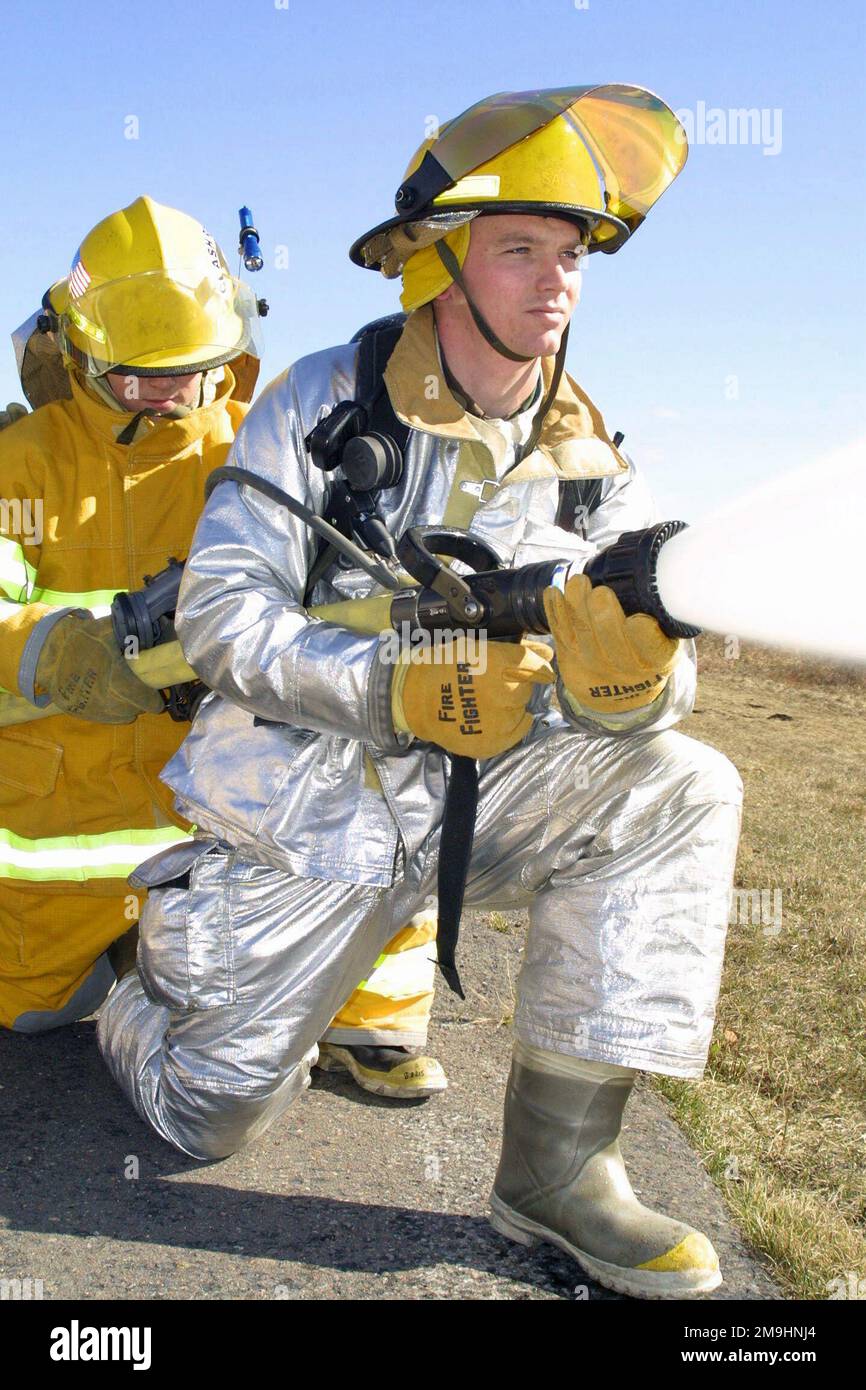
[68,257,91,299]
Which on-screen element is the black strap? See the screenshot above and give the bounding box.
[116,410,147,446]
[511,325,570,469]
[555,432,624,537]
[555,476,606,537]
[304,318,410,604]
[434,241,535,362]
[357,319,411,456]
[361,324,475,996]
[435,753,478,999]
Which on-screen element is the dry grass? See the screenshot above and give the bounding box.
[695,632,866,694]
[653,635,866,1299]
[485,911,512,934]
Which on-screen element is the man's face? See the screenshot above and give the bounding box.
[440,213,586,358]
[104,370,203,413]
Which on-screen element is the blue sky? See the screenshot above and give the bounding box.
[1,0,863,516]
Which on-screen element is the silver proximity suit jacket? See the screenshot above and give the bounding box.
[165,305,696,887]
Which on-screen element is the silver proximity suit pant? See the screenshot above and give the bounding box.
[98,722,743,1160]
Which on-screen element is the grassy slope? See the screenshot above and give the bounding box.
[654,636,866,1299]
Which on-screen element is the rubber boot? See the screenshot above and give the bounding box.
[315,1043,448,1099]
[489,1045,721,1299]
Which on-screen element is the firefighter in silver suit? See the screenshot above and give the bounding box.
[98,86,743,1300]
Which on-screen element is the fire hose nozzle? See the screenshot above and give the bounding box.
[583,521,701,639]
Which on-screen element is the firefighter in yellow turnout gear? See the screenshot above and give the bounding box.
[0,196,259,1030]
[0,196,445,1096]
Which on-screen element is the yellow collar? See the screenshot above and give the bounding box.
[68,367,237,454]
[382,305,628,482]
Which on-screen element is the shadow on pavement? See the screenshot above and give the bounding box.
[0,1023,616,1299]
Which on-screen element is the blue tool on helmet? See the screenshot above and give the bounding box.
[238,206,264,272]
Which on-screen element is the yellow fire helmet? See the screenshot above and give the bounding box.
[350,84,688,278]
[52,195,263,377]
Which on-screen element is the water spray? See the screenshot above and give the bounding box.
[650,442,865,664]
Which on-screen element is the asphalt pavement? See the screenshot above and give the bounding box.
[0,910,781,1301]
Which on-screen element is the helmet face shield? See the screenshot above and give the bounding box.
[58,266,262,376]
[567,88,688,231]
[407,85,686,225]
[416,87,593,184]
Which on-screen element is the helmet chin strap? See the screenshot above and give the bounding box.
[434,237,570,461]
[435,239,534,363]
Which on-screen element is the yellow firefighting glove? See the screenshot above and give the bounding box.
[543,574,681,714]
[393,637,555,759]
[34,614,165,723]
